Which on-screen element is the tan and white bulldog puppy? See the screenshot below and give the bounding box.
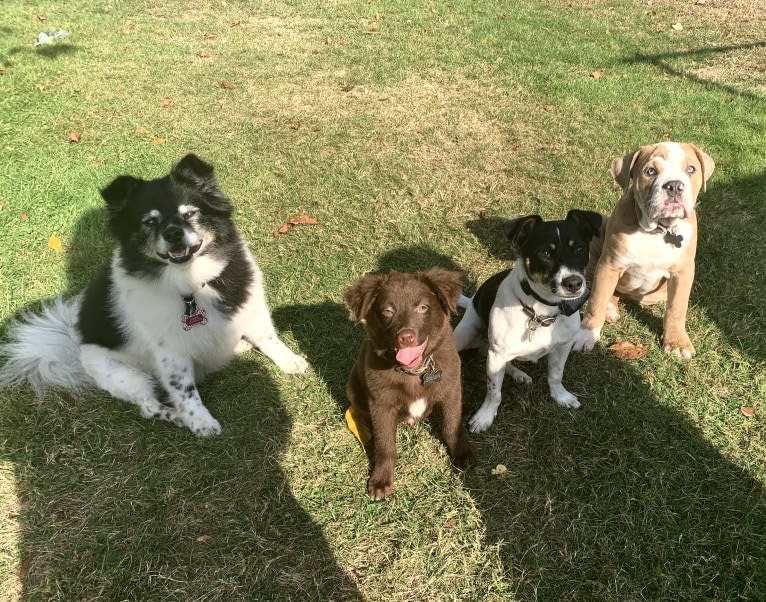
[573,141,715,359]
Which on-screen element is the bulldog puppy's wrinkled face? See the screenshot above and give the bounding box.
[612,142,715,232]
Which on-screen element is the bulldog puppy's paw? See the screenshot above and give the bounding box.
[605,301,620,323]
[663,332,696,359]
[572,327,601,352]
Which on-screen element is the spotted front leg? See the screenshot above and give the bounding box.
[155,353,221,436]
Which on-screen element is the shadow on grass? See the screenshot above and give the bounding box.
[460,344,766,599]
[0,207,362,600]
[625,42,766,102]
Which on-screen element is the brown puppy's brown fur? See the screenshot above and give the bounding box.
[344,268,474,501]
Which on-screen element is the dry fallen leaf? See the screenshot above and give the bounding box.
[35,83,45,91]
[17,560,30,582]
[341,84,355,92]
[162,96,173,107]
[288,215,318,226]
[591,70,603,79]
[20,211,29,221]
[67,132,81,143]
[93,159,103,167]
[544,104,555,112]
[135,126,147,134]
[290,120,302,130]
[195,535,212,544]
[202,32,217,40]
[671,22,684,31]
[273,215,319,236]
[740,406,756,417]
[221,80,235,89]
[442,518,457,529]
[48,234,63,252]
[607,341,648,361]
[151,137,165,145]
[37,13,47,21]
[491,464,508,476]
[197,52,211,58]
[479,209,488,219]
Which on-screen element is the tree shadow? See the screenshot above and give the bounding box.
[0,206,362,600]
[460,344,766,599]
[624,42,766,103]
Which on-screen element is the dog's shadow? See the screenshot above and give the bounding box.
[0,206,362,600]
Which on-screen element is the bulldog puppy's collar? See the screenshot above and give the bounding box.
[633,203,685,248]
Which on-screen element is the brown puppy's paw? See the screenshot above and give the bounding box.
[368,473,394,501]
[451,440,477,471]
[663,332,696,359]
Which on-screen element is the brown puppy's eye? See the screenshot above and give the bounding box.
[381,307,395,318]
[415,304,429,314]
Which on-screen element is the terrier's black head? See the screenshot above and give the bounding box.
[506,209,603,300]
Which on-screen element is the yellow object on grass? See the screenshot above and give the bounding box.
[344,407,372,450]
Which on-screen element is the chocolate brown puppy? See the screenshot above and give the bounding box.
[344,268,474,501]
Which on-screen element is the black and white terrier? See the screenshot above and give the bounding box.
[454,210,602,432]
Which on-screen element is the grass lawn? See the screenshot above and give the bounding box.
[1,0,765,600]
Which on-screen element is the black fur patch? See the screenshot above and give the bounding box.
[206,239,253,315]
[78,267,127,348]
[472,269,511,327]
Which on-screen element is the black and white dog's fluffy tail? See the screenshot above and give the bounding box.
[0,295,91,397]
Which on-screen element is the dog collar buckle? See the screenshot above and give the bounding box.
[182,294,208,331]
[522,305,557,341]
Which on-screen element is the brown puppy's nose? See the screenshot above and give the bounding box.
[662,180,684,196]
[397,329,417,348]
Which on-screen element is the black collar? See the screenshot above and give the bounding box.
[395,355,443,386]
[520,279,589,317]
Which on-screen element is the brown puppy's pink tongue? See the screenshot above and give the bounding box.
[395,338,428,369]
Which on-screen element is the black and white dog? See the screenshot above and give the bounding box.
[454,210,601,433]
[0,154,307,436]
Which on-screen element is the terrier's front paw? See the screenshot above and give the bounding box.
[280,353,309,375]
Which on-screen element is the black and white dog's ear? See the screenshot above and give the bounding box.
[171,154,233,214]
[100,175,142,212]
[343,272,388,324]
[505,214,542,251]
[418,268,463,315]
[566,209,604,240]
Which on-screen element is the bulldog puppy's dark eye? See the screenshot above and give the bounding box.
[686,165,696,174]
[646,167,658,176]
[381,307,395,318]
[415,304,429,314]
[142,217,158,227]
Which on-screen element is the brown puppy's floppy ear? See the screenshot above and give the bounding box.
[505,214,542,253]
[418,268,463,315]
[101,175,142,214]
[688,143,716,192]
[610,147,643,191]
[566,209,605,241]
[343,272,388,323]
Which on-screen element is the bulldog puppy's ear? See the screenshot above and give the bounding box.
[344,272,388,324]
[610,147,644,191]
[100,175,142,214]
[171,154,232,214]
[687,144,716,192]
[505,214,543,252]
[418,268,463,315]
[566,209,604,241]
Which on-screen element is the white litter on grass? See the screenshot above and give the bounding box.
[35,30,71,46]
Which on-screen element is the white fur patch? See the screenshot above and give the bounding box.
[409,398,427,421]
